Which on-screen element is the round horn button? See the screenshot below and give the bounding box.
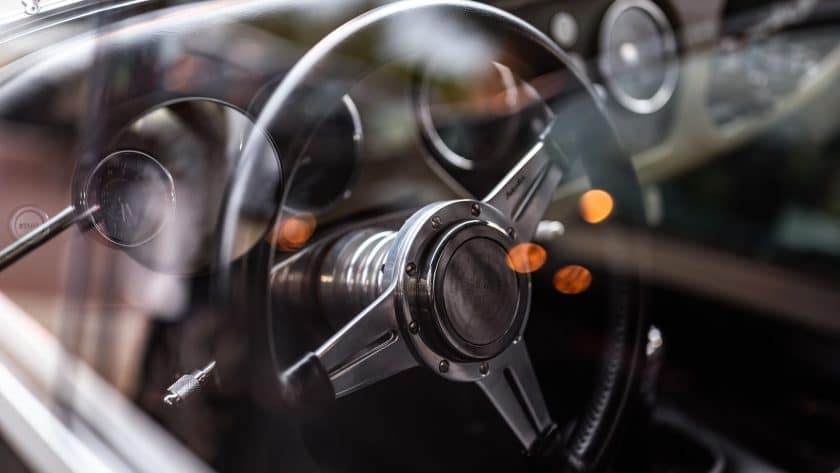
[440,237,520,348]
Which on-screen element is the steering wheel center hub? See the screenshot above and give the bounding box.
[392,200,530,368]
[427,222,525,360]
[440,237,518,345]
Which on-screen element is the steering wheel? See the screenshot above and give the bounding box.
[218,1,648,472]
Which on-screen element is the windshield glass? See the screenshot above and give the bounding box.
[0,1,838,472]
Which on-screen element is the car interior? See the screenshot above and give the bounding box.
[0,0,838,472]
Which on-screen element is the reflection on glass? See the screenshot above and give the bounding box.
[506,242,547,274]
[272,213,317,251]
[579,189,614,224]
[553,264,592,295]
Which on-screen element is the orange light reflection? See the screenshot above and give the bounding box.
[506,243,547,274]
[579,189,614,224]
[553,265,592,294]
[274,214,316,251]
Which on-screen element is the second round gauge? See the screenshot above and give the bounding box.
[416,59,552,197]
[599,0,678,114]
[84,150,176,247]
[95,99,282,274]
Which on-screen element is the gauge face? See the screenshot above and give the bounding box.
[419,61,551,172]
[251,83,361,215]
[84,150,175,247]
[599,0,678,114]
[282,95,361,213]
[105,100,281,274]
[416,59,553,197]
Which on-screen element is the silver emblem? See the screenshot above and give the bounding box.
[9,206,48,239]
[21,0,41,15]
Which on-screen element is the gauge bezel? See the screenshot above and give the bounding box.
[416,61,551,172]
[598,0,679,115]
[249,80,363,216]
[83,149,176,248]
[417,73,478,171]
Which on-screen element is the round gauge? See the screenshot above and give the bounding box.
[105,99,281,274]
[84,150,176,247]
[599,0,678,114]
[282,95,361,213]
[250,82,362,215]
[417,61,551,172]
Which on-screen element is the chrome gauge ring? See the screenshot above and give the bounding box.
[416,59,553,175]
[83,149,176,248]
[599,0,679,114]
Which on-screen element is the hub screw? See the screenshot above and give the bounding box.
[405,262,416,275]
[480,361,490,376]
[506,227,516,238]
[470,203,481,216]
[431,215,442,229]
[438,360,450,373]
[409,321,419,334]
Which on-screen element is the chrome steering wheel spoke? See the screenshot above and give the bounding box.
[483,139,564,242]
[314,284,417,397]
[477,339,554,450]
